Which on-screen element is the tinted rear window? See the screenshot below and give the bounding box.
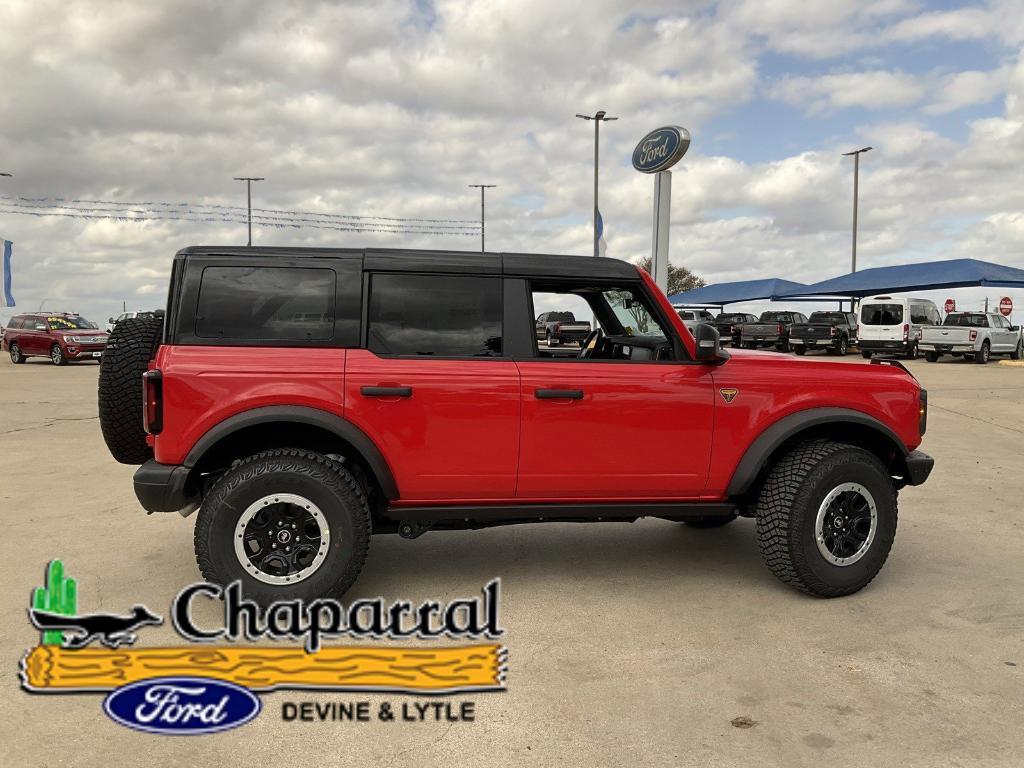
[943,313,989,327]
[759,312,790,322]
[809,312,846,323]
[717,314,748,322]
[368,274,502,357]
[861,304,903,325]
[195,266,336,341]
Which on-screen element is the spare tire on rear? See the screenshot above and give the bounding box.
[98,316,164,464]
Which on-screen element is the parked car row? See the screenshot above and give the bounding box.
[675,295,1022,364]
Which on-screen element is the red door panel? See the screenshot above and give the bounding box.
[516,361,714,499]
[345,349,520,501]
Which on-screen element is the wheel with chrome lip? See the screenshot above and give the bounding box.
[756,439,897,597]
[50,344,66,366]
[195,449,370,606]
[974,341,990,364]
[9,343,25,364]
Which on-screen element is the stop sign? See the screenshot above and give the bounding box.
[944,298,955,313]
[999,296,1013,317]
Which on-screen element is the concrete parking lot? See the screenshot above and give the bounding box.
[1,354,1022,767]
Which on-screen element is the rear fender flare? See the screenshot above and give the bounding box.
[183,405,399,500]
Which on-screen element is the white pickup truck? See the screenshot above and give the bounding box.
[919,312,1023,364]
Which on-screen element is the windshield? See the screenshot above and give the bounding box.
[46,315,95,330]
[861,304,903,325]
[607,290,667,340]
[943,313,989,327]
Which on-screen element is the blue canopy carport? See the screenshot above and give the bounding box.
[668,278,808,309]
[774,258,1024,300]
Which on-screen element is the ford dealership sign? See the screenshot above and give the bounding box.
[632,126,690,173]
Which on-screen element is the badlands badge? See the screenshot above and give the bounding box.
[719,388,739,403]
[21,560,507,734]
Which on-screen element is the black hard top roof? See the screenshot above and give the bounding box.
[175,246,639,281]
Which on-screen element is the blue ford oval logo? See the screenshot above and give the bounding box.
[103,676,261,735]
[632,126,690,173]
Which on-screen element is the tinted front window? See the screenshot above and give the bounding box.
[368,274,502,357]
[861,304,903,325]
[196,266,335,340]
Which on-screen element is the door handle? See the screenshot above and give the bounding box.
[361,386,412,397]
[535,388,584,400]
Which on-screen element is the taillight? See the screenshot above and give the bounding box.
[729,325,735,334]
[142,369,163,435]
[902,323,909,340]
[777,323,784,334]
[830,325,837,337]
[554,323,562,333]
[969,329,978,342]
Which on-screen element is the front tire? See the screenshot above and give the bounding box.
[50,344,67,366]
[194,449,370,606]
[9,343,25,364]
[794,346,806,355]
[1012,340,1023,361]
[924,351,940,363]
[755,440,897,597]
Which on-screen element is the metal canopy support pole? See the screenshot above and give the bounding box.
[651,170,672,293]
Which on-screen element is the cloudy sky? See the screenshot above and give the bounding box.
[1,0,1023,325]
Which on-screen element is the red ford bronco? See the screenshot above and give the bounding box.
[98,247,933,603]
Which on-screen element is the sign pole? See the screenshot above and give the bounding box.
[651,171,671,293]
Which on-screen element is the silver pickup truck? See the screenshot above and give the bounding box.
[920,312,1023,364]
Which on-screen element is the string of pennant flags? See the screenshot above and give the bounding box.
[0,195,482,236]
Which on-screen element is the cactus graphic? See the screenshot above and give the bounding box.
[32,560,77,645]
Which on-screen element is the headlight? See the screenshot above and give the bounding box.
[63,335,75,343]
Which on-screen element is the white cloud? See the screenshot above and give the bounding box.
[0,0,1021,327]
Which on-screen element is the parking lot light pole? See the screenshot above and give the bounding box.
[576,111,617,257]
[842,147,872,274]
[468,184,496,252]
[233,177,264,246]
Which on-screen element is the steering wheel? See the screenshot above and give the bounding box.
[578,327,605,359]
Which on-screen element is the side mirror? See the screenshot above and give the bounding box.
[108,317,114,324]
[693,323,726,363]
[1012,325,1020,332]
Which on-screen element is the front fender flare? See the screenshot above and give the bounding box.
[726,407,908,497]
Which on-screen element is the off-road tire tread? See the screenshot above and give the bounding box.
[755,439,897,598]
[98,316,163,464]
[194,449,371,604]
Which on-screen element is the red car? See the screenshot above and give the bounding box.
[97,247,933,604]
[4,312,108,365]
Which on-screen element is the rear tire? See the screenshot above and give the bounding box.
[924,351,939,363]
[905,342,919,360]
[194,449,371,606]
[837,336,849,356]
[755,439,897,597]
[861,350,872,359]
[794,346,806,355]
[1012,340,1023,361]
[98,316,164,464]
[975,341,990,364]
[9,343,25,364]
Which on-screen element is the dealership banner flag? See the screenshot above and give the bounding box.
[596,210,607,257]
[1,239,14,307]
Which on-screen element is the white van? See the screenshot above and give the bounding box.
[858,296,941,360]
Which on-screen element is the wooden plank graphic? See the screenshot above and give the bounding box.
[22,644,506,693]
